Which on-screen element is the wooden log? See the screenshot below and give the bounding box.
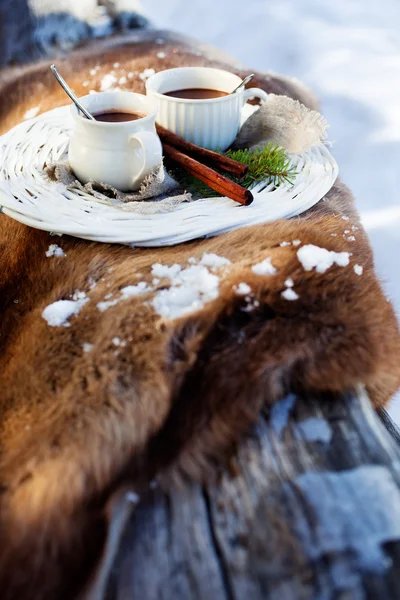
[103,389,400,599]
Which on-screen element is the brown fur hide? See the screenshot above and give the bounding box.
[0,29,399,600]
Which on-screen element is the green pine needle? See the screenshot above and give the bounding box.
[226,144,298,187]
[174,142,298,199]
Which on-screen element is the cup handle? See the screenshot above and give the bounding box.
[242,87,268,105]
[128,130,162,187]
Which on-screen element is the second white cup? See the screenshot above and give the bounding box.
[146,67,268,151]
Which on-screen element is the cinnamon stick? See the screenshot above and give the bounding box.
[156,124,248,178]
[163,143,253,206]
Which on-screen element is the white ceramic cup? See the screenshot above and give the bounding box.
[69,91,162,191]
[146,67,268,151]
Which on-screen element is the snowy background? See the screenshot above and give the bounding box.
[136,0,400,420]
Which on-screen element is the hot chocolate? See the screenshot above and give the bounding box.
[164,88,228,100]
[94,110,146,123]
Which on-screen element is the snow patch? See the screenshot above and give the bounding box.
[151,263,181,279]
[297,244,350,273]
[139,68,156,81]
[284,278,294,287]
[156,51,166,59]
[354,264,363,276]
[294,466,400,572]
[241,296,260,312]
[100,73,119,91]
[152,264,219,319]
[199,253,231,268]
[97,282,149,311]
[235,282,251,296]
[72,291,87,301]
[97,298,119,312]
[45,244,65,258]
[42,295,88,327]
[83,343,94,353]
[252,257,277,275]
[121,282,149,297]
[127,491,140,504]
[24,106,40,120]
[282,288,299,301]
[270,394,296,436]
[295,417,332,443]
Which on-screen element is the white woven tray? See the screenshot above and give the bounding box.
[0,105,338,246]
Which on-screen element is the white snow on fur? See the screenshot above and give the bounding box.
[152,265,219,319]
[281,288,299,301]
[235,282,252,296]
[42,294,88,327]
[23,106,40,120]
[97,282,149,311]
[151,263,181,279]
[121,282,149,297]
[139,68,156,81]
[200,253,231,268]
[297,244,350,273]
[97,298,119,312]
[100,73,119,91]
[252,257,277,275]
[46,244,65,258]
[354,264,363,276]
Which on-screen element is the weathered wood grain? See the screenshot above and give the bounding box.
[104,389,400,599]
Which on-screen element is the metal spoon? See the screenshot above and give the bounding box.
[230,73,255,94]
[50,64,95,120]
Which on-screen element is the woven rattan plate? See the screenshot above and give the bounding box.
[0,105,338,246]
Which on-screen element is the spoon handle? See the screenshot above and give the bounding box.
[231,73,255,95]
[50,65,95,120]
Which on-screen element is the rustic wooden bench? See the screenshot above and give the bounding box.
[91,388,400,600]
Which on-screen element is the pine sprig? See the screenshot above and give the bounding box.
[173,143,297,198]
[226,144,298,187]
